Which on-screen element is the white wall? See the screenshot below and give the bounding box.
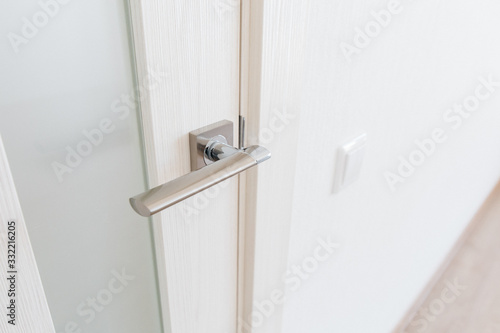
[281,0,500,332]
[0,0,162,332]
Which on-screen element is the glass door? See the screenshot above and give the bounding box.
[0,0,163,332]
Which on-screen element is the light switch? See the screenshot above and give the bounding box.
[333,133,367,193]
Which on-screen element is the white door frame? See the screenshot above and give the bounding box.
[0,136,55,333]
[238,1,310,332]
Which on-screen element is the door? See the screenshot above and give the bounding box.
[127,1,241,332]
[1,0,164,331]
[5,1,500,333]
[1,0,241,332]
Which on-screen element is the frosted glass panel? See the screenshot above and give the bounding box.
[0,0,163,332]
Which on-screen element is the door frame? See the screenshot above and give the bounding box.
[238,1,310,332]
[0,135,55,332]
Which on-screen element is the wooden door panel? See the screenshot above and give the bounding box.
[129,1,241,331]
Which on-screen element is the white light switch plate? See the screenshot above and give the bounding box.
[333,133,367,193]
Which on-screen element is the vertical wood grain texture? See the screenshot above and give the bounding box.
[129,1,241,332]
[0,136,55,333]
[241,1,310,332]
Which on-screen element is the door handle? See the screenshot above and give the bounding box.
[129,120,270,217]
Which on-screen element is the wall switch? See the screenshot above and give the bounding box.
[333,133,367,193]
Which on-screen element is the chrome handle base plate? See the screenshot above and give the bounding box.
[189,120,234,171]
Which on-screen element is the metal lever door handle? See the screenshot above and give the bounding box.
[129,120,270,217]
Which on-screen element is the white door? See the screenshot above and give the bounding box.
[2,0,248,329]
[4,1,500,333]
[1,0,241,332]
[127,1,242,332]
